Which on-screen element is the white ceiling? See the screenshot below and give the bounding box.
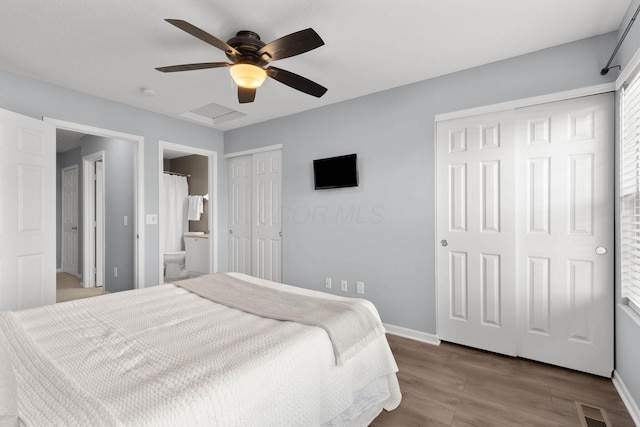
[0,0,631,131]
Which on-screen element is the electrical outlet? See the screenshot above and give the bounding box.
[146,214,158,225]
[341,280,348,292]
[114,267,118,278]
[325,277,332,289]
[356,281,365,295]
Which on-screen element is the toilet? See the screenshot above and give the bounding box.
[164,232,206,280]
[163,250,186,280]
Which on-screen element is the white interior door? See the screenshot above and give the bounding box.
[0,108,56,311]
[437,110,518,356]
[515,93,614,377]
[436,93,614,377]
[61,165,79,276]
[252,150,282,282]
[228,154,252,274]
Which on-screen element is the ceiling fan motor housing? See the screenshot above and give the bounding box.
[226,31,268,65]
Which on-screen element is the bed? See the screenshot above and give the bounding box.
[0,272,401,426]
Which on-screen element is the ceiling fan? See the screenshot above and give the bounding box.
[156,19,328,104]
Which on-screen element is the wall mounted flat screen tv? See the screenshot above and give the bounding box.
[313,153,359,190]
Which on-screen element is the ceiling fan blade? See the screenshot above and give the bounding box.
[165,19,241,57]
[155,62,231,72]
[238,87,256,103]
[258,28,324,62]
[266,66,327,98]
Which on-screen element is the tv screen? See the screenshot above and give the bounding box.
[313,153,359,190]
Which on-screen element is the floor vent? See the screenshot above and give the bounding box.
[576,402,612,427]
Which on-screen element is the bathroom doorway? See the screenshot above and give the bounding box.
[159,141,217,284]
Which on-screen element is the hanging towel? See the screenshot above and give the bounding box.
[187,195,204,221]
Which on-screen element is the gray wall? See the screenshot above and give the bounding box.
[0,70,227,286]
[81,135,135,293]
[614,0,640,416]
[225,33,618,334]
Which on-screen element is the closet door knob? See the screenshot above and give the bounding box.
[595,246,607,255]
[441,240,448,247]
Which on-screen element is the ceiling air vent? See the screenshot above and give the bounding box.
[180,102,246,127]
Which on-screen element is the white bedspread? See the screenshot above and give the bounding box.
[174,273,385,365]
[0,273,401,426]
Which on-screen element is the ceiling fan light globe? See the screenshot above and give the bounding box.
[230,64,267,88]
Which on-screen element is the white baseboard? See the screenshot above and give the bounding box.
[383,323,440,346]
[613,370,640,426]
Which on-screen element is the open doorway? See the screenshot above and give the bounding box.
[51,118,144,298]
[159,140,217,284]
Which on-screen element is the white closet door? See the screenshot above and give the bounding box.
[228,155,252,275]
[252,150,282,282]
[0,108,56,311]
[515,93,614,377]
[437,110,517,356]
[437,93,614,377]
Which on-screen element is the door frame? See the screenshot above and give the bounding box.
[158,140,218,284]
[45,117,145,289]
[61,164,79,277]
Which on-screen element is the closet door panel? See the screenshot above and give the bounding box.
[437,111,517,356]
[228,155,252,275]
[516,93,614,377]
[252,150,282,282]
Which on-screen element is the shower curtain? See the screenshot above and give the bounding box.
[162,174,189,252]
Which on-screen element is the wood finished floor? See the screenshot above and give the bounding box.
[371,334,635,427]
[56,272,106,302]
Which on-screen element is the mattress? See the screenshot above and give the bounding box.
[0,273,401,426]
